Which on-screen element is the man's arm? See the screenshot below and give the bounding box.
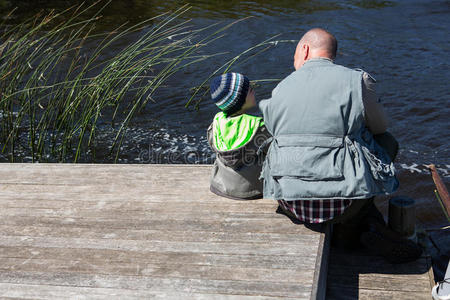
[258,98,269,117]
[362,72,389,134]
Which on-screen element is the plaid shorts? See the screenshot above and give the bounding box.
[278,199,353,223]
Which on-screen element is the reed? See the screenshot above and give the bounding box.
[0,1,229,162]
[185,37,296,109]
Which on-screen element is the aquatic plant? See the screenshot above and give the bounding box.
[185,36,295,109]
[0,1,231,162]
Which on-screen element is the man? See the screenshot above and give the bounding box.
[258,28,421,263]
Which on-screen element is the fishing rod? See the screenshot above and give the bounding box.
[427,164,450,222]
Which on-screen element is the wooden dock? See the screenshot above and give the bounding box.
[0,164,434,299]
[0,164,329,299]
[326,248,434,299]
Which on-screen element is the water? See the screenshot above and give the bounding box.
[1,0,449,278]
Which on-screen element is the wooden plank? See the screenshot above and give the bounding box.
[327,273,431,291]
[0,198,277,211]
[0,235,319,256]
[0,215,318,235]
[0,271,312,298]
[0,283,290,299]
[0,246,317,270]
[0,184,218,198]
[0,164,213,186]
[0,184,258,203]
[326,286,431,300]
[0,257,315,283]
[0,207,288,220]
[0,225,318,243]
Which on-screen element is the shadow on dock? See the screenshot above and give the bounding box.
[326,246,433,300]
[275,205,434,299]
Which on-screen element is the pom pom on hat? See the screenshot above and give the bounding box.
[210,72,249,116]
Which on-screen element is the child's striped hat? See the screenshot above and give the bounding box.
[210,72,249,116]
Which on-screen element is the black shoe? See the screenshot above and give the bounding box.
[360,221,422,264]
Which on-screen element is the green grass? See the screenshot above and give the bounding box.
[0,1,293,163]
[0,1,235,162]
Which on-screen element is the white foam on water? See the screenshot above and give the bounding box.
[400,163,424,174]
[398,163,450,177]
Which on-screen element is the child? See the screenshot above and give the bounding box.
[207,72,271,200]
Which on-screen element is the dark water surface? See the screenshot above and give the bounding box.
[1,0,449,277]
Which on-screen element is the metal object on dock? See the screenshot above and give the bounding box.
[388,196,417,240]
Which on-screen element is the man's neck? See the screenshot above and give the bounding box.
[308,55,333,61]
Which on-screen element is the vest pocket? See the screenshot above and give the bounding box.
[360,142,396,182]
[268,135,344,181]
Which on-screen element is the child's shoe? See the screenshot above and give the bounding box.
[432,278,450,300]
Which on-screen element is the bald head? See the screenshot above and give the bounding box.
[300,28,337,58]
[293,28,338,70]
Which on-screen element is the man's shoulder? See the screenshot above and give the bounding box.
[332,63,367,76]
[276,70,299,89]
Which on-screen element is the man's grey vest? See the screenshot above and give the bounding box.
[258,58,398,200]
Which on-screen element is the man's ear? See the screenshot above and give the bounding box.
[303,44,309,60]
